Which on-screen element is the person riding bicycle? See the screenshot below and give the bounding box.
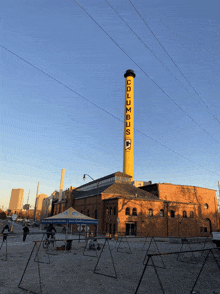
[46,223,56,239]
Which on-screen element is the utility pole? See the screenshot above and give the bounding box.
[25,190,30,220]
[33,182,39,222]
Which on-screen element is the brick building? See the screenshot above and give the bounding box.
[51,172,219,237]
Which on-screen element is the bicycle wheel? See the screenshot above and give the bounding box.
[43,240,49,249]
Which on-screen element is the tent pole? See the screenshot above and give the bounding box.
[65,221,68,240]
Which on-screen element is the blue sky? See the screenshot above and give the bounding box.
[1,0,220,209]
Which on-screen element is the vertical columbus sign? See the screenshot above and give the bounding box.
[123,69,136,181]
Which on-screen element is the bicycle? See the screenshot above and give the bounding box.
[43,234,56,249]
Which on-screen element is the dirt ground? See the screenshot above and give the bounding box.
[0,222,220,294]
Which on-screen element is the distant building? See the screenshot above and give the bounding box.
[40,191,59,220]
[132,180,152,187]
[36,194,48,212]
[9,189,24,212]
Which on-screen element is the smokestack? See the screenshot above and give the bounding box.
[59,169,65,202]
[123,69,136,181]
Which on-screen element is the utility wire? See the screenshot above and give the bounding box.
[104,0,189,93]
[0,44,217,175]
[74,1,219,145]
[129,0,199,95]
[0,45,121,124]
[129,0,220,125]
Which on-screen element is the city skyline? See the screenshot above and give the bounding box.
[1,0,220,209]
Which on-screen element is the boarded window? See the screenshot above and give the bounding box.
[160,209,164,217]
[190,211,194,218]
[148,209,153,217]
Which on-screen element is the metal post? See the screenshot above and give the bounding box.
[33,182,39,222]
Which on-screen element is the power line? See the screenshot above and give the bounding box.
[129,0,199,95]
[74,1,219,145]
[104,0,189,93]
[0,44,218,176]
[128,0,220,125]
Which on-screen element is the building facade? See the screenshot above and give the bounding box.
[49,172,219,237]
[9,189,24,212]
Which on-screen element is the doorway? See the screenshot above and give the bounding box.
[126,222,136,236]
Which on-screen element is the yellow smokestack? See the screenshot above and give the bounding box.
[123,69,136,181]
[59,169,65,201]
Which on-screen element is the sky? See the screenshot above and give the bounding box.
[0,0,220,210]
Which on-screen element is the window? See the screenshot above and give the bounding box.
[200,227,208,233]
[106,223,108,232]
[109,224,112,234]
[160,209,164,217]
[87,210,90,217]
[125,207,130,216]
[109,207,112,215]
[106,207,109,215]
[183,211,187,218]
[132,208,137,216]
[190,211,194,218]
[204,203,209,209]
[170,210,175,218]
[113,207,116,215]
[95,209,97,219]
[81,210,83,214]
[148,209,153,217]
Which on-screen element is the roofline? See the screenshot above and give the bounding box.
[146,183,216,192]
[77,171,132,190]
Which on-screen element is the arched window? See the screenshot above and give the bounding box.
[132,208,137,216]
[106,207,109,215]
[170,210,175,218]
[183,211,187,218]
[148,209,153,217]
[160,209,164,217]
[190,211,194,218]
[204,203,209,209]
[125,207,130,216]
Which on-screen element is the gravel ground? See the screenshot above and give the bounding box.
[0,222,220,294]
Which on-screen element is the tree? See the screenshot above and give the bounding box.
[0,211,7,220]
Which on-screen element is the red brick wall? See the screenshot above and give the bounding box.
[158,184,219,232]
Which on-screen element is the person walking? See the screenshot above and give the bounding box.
[22,225,29,242]
[1,225,10,242]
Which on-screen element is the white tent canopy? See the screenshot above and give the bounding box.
[41,207,98,225]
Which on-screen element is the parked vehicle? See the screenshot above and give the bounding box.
[212,232,220,247]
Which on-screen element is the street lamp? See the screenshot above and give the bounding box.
[83,174,99,236]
